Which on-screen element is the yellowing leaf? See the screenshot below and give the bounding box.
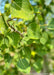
[31,51,36,57]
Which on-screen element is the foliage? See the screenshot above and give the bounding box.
[0,0,54,74]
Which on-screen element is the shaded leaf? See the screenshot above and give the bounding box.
[33,59,43,73]
[7,32,20,46]
[17,58,31,73]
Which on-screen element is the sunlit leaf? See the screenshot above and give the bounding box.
[10,0,34,20]
[27,22,41,39]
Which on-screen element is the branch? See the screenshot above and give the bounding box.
[7,18,24,37]
[1,14,8,28]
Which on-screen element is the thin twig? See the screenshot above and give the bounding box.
[7,18,24,37]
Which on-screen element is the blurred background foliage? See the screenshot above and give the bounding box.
[0,0,54,75]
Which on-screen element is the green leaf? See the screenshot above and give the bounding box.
[7,32,20,47]
[0,36,9,48]
[47,30,54,37]
[0,34,3,45]
[37,48,47,56]
[23,46,31,59]
[27,22,41,39]
[4,37,9,47]
[4,4,10,16]
[45,0,51,6]
[33,59,43,73]
[34,0,40,2]
[48,18,54,30]
[0,15,7,34]
[40,32,48,45]
[4,62,11,69]
[10,0,34,20]
[16,58,31,73]
[0,70,4,75]
[51,38,54,49]
[1,44,7,50]
[40,37,47,45]
[20,36,30,46]
[0,54,3,61]
[45,12,52,24]
[50,5,54,13]
[4,53,12,62]
[36,45,47,56]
